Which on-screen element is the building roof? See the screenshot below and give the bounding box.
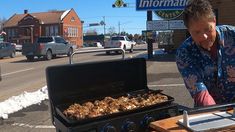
[3,9,71,27]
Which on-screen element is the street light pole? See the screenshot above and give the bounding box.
[118,21,131,35]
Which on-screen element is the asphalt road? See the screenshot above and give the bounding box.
[0,45,194,132]
[0,47,146,101]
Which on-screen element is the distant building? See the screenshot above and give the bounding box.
[83,35,110,46]
[2,9,83,47]
[157,0,235,52]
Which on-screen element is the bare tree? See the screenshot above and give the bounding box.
[85,29,98,35]
[0,17,7,31]
[48,9,58,12]
[127,34,133,40]
[133,34,140,41]
[107,26,116,36]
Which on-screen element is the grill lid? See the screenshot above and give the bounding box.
[46,58,147,107]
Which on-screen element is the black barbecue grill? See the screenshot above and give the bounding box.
[46,58,179,132]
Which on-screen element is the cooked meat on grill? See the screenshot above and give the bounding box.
[82,101,94,109]
[63,103,89,119]
[87,106,104,118]
[63,92,168,120]
[63,103,81,116]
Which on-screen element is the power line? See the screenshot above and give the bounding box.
[105,16,145,18]
[81,15,145,20]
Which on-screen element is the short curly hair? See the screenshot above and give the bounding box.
[183,0,215,28]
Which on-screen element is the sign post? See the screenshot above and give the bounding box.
[147,11,153,59]
[136,0,189,54]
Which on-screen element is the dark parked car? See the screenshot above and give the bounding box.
[0,42,16,59]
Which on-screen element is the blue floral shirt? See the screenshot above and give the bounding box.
[176,25,235,104]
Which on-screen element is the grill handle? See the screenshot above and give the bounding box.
[69,48,125,64]
[187,103,235,115]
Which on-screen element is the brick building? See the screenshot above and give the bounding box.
[2,9,83,47]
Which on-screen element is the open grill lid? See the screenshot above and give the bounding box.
[46,58,147,107]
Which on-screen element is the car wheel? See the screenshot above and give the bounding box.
[52,54,57,58]
[123,45,126,51]
[10,51,16,58]
[106,51,110,55]
[129,45,134,53]
[45,50,52,60]
[26,55,34,61]
[115,51,120,54]
[67,48,73,56]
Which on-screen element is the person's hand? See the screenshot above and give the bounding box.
[194,90,216,107]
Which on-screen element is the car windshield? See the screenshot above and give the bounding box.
[111,37,124,40]
[37,37,53,43]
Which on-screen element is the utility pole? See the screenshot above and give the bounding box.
[118,21,120,35]
[103,16,106,35]
[147,11,153,59]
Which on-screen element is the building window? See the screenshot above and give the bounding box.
[67,27,78,37]
[46,27,49,36]
[72,28,75,37]
[12,29,15,37]
[71,17,75,22]
[68,27,71,37]
[76,28,78,37]
[54,25,58,35]
[50,26,54,36]
[45,25,59,36]
[7,29,11,39]
[25,28,31,36]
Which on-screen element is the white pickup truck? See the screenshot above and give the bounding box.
[104,36,136,54]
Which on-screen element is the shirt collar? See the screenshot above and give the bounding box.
[216,26,224,46]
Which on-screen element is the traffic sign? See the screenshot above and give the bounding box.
[147,20,168,31]
[89,23,100,26]
[169,20,186,29]
[147,20,186,30]
[113,0,127,8]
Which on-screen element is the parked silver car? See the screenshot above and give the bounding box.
[22,36,74,61]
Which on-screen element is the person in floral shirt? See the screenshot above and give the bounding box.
[176,0,235,107]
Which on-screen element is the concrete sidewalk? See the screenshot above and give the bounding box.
[146,53,194,109]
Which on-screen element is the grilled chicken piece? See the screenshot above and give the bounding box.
[82,101,94,109]
[63,103,82,117]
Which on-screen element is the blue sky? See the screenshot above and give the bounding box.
[0,0,159,34]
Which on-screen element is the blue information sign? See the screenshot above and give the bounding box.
[136,0,188,11]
